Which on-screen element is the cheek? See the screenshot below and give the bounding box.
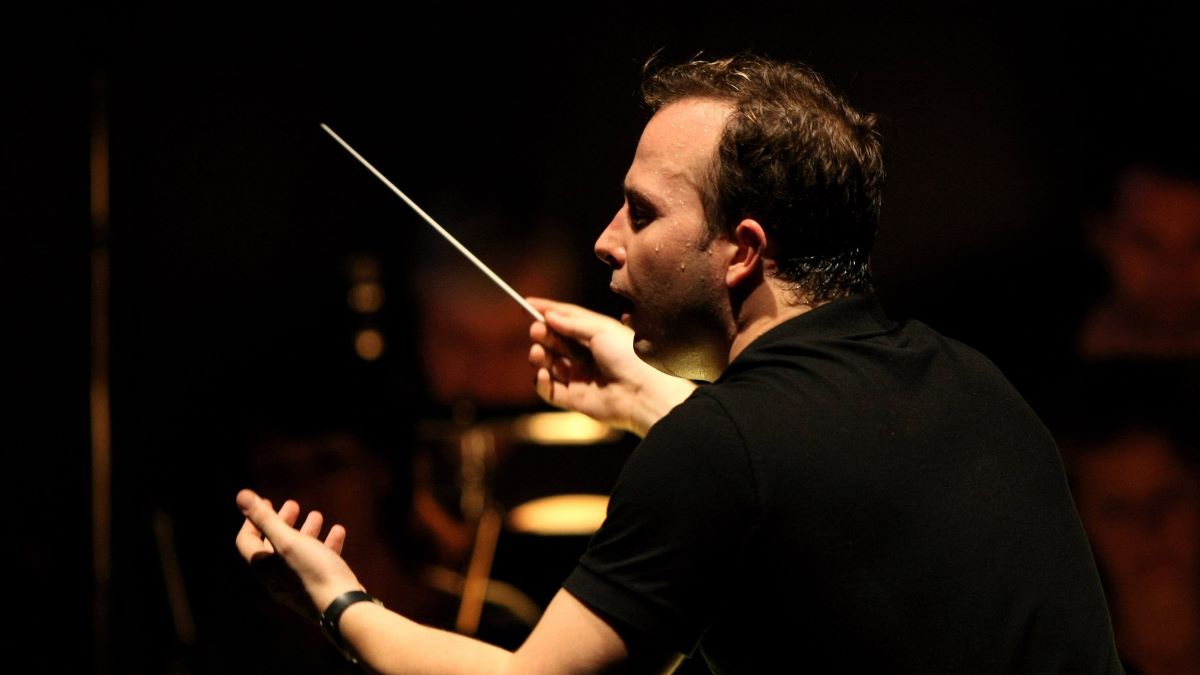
[1108,247,1159,296]
[1184,262,1200,300]
[1086,519,1142,573]
[627,240,673,282]
[1162,506,1200,559]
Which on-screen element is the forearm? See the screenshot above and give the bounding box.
[340,602,513,675]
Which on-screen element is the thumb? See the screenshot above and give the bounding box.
[238,489,295,549]
[236,488,260,513]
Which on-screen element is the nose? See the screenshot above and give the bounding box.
[594,208,626,269]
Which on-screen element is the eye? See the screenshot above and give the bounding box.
[628,200,655,231]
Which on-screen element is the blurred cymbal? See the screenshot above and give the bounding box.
[506,494,610,535]
[510,411,622,445]
[419,411,622,446]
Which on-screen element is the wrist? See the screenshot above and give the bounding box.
[319,589,383,664]
[311,571,364,611]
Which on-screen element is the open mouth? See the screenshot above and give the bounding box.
[609,286,635,324]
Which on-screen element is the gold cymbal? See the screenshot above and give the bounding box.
[506,494,610,535]
[510,412,622,445]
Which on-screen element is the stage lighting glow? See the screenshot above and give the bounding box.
[354,328,385,361]
[506,494,610,535]
[348,282,385,313]
[512,411,622,445]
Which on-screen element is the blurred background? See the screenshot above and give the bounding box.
[10,3,1199,673]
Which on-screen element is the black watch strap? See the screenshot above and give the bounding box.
[319,590,383,664]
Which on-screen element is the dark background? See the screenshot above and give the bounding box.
[10,3,1197,672]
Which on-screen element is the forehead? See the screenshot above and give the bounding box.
[1112,168,1200,239]
[627,98,732,197]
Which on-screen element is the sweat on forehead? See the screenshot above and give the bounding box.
[630,99,731,193]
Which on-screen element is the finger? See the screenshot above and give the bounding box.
[529,297,625,345]
[529,317,549,343]
[325,524,347,555]
[528,300,566,349]
[277,499,301,527]
[543,307,627,346]
[536,367,552,403]
[534,341,573,379]
[527,297,614,323]
[249,499,280,553]
[536,368,564,409]
[531,319,582,360]
[532,345,576,382]
[529,342,548,368]
[550,358,572,383]
[299,510,324,538]
[235,517,267,560]
[238,512,263,540]
[237,489,301,554]
[526,296,575,315]
[264,500,298,554]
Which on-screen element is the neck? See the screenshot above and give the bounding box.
[726,280,819,367]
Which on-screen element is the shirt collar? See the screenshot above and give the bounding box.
[718,293,896,381]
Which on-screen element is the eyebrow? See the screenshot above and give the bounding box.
[622,184,661,212]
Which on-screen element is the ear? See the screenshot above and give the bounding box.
[724,218,768,288]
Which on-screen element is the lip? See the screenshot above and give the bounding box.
[609,282,635,304]
[609,282,635,324]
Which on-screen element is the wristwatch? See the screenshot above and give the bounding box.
[319,589,383,664]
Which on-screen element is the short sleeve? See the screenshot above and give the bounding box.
[562,391,759,655]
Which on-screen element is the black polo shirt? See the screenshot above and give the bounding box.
[563,294,1122,673]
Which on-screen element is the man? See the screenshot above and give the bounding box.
[1078,159,1200,358]
[1057,395,1200,675]
[236,55,1122,673]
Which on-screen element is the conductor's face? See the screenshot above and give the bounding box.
[595,98,734,379]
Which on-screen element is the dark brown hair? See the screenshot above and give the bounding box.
[643,55,885,303]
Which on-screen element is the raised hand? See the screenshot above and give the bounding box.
[527,297,697,438]
[234,489,363,614]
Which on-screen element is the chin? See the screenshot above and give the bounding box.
[640,342,716,382]
[659,355,715,382]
